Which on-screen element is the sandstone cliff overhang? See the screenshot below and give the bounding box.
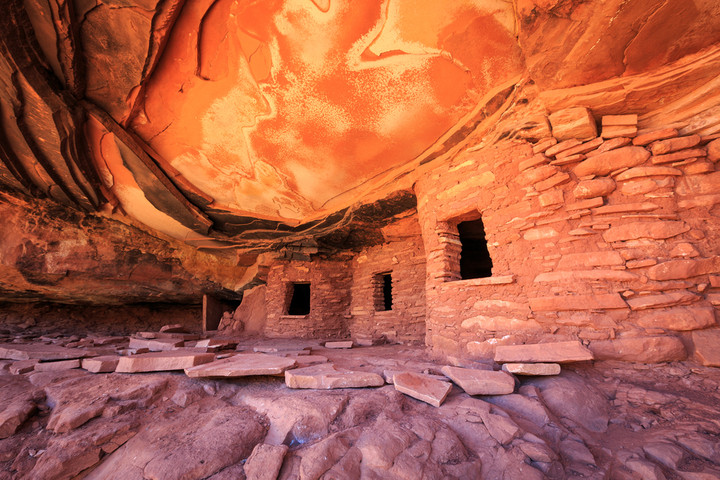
[1,1,720,302]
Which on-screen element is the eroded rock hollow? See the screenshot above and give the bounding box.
[2,0,720,478]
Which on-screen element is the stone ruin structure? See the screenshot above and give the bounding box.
[1,1,720,479]
[220,121,720,365]
[1,0,719,365]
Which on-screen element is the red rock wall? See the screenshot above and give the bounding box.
[415,120,720,363]
[0,190,246,304]
[348,216,426,344]
[264,258,353,339]
[0,302,202,335]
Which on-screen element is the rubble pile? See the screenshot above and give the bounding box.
[1,326,719,479]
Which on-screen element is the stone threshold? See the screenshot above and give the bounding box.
[440,275,516,288]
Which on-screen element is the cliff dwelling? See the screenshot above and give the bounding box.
[1,1,720,479]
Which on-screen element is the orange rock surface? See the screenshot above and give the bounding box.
[1,1,720,355]
[2,1,719,250]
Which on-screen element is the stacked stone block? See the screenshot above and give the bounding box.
[348,216,427,344]
[264,259,353,339]
[415,107,720,363]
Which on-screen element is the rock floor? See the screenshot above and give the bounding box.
[1,332,719,479]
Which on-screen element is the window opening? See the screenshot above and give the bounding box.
[457,218,493,279]
[287,282,310,315]
[374,272,393,311]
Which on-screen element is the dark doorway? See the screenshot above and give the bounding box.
[375,273,393,311]
[202,294,241,332]
[458,218,493,279]
[287,283,310,315]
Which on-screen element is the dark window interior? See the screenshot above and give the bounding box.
[382,273,392,311]
[373,272,393,311]
[287,283,310,315]
[458,218,493,279]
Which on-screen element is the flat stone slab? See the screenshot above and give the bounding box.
[159,333,201,341]
[324,341,353,349]
[0,343,89,361]
[502,363,561,376]
[136,331,159,339]
[494,341,594,364]
[34,359,81,372]
[160,324,187,333]
[129,338,184,352]
[354,336,375,347]
[137,332,200,341]
[116,351,215,373]
[174,347,220,354]
[89,336,126,345]
[194,338,237,349]
[383,369,447,384]
[0,399,36,439]
[185,354,297,378]
[441,366,516,395]
[253,346,279,353]
[285,363,384,390]
[9,359,38,374]
[692,329,720,367]
[393,372,452,407]
[81,356,120,373]
[117,347,150,356]
[273,349,310,356]
[287,354,328,367]
[244,443,288,480]
[183,343,219,353]
[215,352,237,360]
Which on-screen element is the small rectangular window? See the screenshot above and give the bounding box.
[374,273,392,311]
[458,218,493,279]
[287,282,310,315]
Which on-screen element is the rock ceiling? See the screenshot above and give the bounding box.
[1,0,720,301]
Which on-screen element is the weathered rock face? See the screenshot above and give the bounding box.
[1,0,521,247]
[2,0,719,248]
[1,0,720,365]
[0,190,247,303]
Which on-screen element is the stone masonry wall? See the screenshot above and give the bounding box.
[348,215,426,344]
[415,109,720,363]
[264,258,353,339]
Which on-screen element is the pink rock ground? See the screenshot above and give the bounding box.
[2,336,720,480]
